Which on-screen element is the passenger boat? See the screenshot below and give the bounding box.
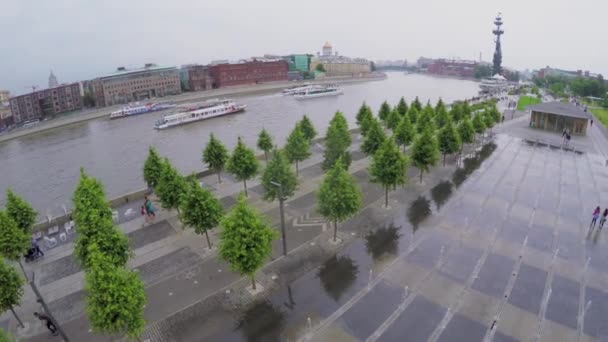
[479,74,509,94]
[109,102,176,119]
[282,84,316,95]
[154,99,246,130]
[293,85,343,100]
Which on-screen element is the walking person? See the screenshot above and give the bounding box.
[34,312,58,336]
[32,238,44,257]
[590,206,601,228]
[591,119,594,127]
[600,208,608,230]
[145,196,156,222]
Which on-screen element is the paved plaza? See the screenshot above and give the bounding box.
[6,107,608,341]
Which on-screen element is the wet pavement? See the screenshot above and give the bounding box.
[153,133,608,341]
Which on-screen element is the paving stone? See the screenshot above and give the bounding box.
[555,231,582,262]
[583,285,608,339]
[526,225,554,253]
[437,313,487,342]
[472,253,515,299]
[47,289,85,323]
[286,191,316,213]
[405,235,450,269]
[508,263,547,315]
[128,220,175,250]
[545,274,580,330]
[439,245,483,284]
[340,280,403,340]
[493,331,521,342]
[136,247,202,285]
[39,254,81,286]
[377,295,446,342]
[299,163,325,179]
[219,195,237,209]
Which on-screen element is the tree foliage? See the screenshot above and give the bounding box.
[411,97,422,112]
[0,260,24,317]
[370,138,409,207]
[85,251,146,339]
[483,110,495,130]
[450,103,463,122]
[394,113,415,152]
[437,120,462,166]
[472,113,486,135]
[411,128,440,183]
[284,124,311,176]
[461,101,472,118]
[434,101,450,129]
[156,158,188,211]
[458,116,476,151]
[322,112,352,170]
[356,102,374,134]
[227,137,260,197]
[143,146,164,188]
[416,104,436,134]
[397,97,408,116]
[203,133,229,184]
[386,107,402,130]
[474,64,492,79]
[5,189,36,235]
[315,63,326,72]
[73,169,112,232]
[179,179,223,248]
[218,194,276,289]
[378,101,391,123]
[261,149,298,202]
[0,212,29,262]
[299,115,317,143]
[317,159,362,241]
[257,129,274,163]
[407,106,419,125]
[361,117,386,156]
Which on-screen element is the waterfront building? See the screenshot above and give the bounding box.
[427,59,478,78]
[416,57,435,70]
[48,71,59,88]
[0,90,10,103]
[0,105,12,129]
[89,64,181,107]
[289,55,311,72]
[208,59,288,88]
[179,64,213,92]
[309,42,371,77]
[536,66,604,81]
[527,101,591,135]
[9,83,82,124]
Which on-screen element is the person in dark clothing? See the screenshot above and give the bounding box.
[591,206,601,228]
[600,208,608,229]
[32,238,44,257]
[34,312,58,335]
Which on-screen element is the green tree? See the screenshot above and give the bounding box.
[261,149,297,201]
[315,63,326,72]
[81,221,130,270]
[156,158,188,212]
[0,211,29,265]
[386,108,402,131]
[450,103,463,122]
[0,260,25,328]
[378,101,391,123]
[411,128,440,183]
[361,117,386,156]
[370,138,409,208]
[483,110,495,133]
[416,105,436,134]
[489,105,502,124]
[5,189,36,235]
[411,96,422,112]
[461,101,472,118]
[472,113,486,143]
[257,129,274,163]
[457,116,476,154]
[355,102,373,128]
[203,133,229,184]
[0,328,17,342]
[85,250,146,339]
[437,120,461,166]
[407,106,419,125]
[394,113,415,152]
[435,99,446,117]
[143,146,164,188]
[227,137,260,197]
[322,112,352,170]
[317,159,362,241]
[434,101,450,129]
[299,115,317,143]
[284,124,311,176]
[83,90,96,108]
[218,194,277,290]
[474,64,492,79]
[397,97,408,116]
[179,179,223,249]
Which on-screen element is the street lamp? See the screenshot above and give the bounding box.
[270,181,287,256]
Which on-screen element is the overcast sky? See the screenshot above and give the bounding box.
[1,0,606,95]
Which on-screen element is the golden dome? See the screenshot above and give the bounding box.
[323,42,332,48]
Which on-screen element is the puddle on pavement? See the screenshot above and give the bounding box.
[365,225,401,261]
[452,142,497,187]
[430,180,453,211]
[407,196,432,232]
[318,255,359,302]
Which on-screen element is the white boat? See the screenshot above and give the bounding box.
[110,102,176,119]
[282,84,317,95]
[293,85,343,100]
[154,99,246,130]
[479,74,509,94]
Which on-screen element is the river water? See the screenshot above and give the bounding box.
[0,73,480,217]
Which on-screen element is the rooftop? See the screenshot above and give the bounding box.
[98,64,177,80]
[526,101,592,119]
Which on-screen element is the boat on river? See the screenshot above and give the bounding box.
[479,74,509,94]
[154,99,246,130]
[109,102,176,119]
[282,84,317,95]
[293,85,343,100]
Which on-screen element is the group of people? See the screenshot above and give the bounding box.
[141,196,156,223]
[590,206,608,230]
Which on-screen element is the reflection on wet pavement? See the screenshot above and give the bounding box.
[407,196,431,232]
[365,225,400,260]
[318,255,359,302]
[431,180,453,210]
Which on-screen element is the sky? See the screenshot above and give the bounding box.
[1,0,606,95]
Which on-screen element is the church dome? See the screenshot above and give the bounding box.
[323,42,332,49]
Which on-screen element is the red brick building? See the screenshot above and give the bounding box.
[9,83,82,124]
[209,59,288,88]
[427,59,478,78]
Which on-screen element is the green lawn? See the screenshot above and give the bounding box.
[517,96,541,111]
[591,107,608,127]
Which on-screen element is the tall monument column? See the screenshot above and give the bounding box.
[492,13,504,75]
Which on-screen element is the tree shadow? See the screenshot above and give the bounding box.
[430,180,453,211]
[407,196,431,232]
[365,225,401,260]
[317,255,359,302]
[235,300,286,342]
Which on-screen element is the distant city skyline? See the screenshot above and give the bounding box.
[2,0,606,95]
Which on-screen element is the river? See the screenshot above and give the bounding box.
[0,72,480,217]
